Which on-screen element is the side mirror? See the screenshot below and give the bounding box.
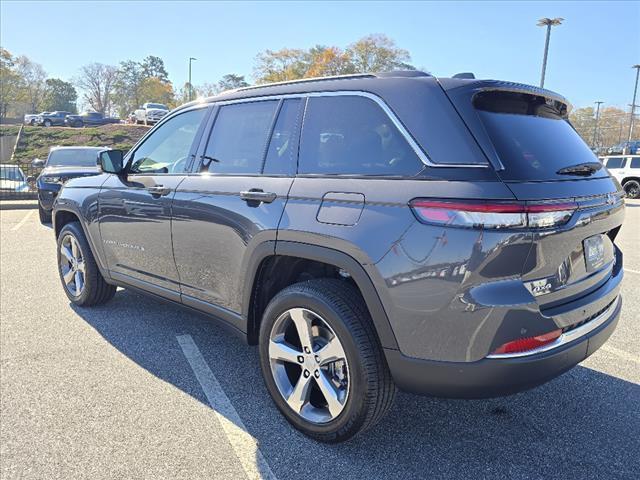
[99,149,125,174]
[31,158,44,168]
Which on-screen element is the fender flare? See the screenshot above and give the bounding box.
[242,240,399,350]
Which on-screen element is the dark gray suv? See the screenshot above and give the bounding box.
[52,71,624,442]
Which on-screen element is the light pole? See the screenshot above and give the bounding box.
[628,64,640,141]
[188,57,197,101]
[592,101,604,148]
[537,17,563,88]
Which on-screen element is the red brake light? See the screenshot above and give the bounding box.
[409,199,578,229]
[491,329,562,355]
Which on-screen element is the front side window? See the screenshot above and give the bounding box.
[605,157,625,169]
[202,100,278,174]
[129,108,207,174]
[299,95,422,176]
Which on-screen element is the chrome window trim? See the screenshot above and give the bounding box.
[486,295,620,359]
[211,91,490,169]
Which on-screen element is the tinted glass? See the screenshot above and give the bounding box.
[630,158,640,169]
[605,157,625,169]
[299,96,422,176]
[263,99,302,175]
[202,101,278,174]
[47,149,100,167]
[147,103,168,110]
[130,108,206,174]
[475,91,608,181]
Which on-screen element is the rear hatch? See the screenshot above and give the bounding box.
[441,80,625,309]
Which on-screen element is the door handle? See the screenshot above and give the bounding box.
[240,189,277,204]
[147,185,172,197]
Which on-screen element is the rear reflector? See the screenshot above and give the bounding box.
[410,199,577,229]
[491,329,562,355]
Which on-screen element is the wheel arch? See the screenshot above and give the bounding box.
[242,240,399,350]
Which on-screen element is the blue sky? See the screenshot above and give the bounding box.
[1,0,638,109]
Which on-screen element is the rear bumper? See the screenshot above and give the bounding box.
[385,294,621,398]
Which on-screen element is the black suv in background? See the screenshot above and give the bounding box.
[65,112,120,127]
[52,71,624,442]
[36,146,104,223]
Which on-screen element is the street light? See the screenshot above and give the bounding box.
[537,17,564,88]
[628,64,640,141]
[592,101,604,148]
[188,57,197,101]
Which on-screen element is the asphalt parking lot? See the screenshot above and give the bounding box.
[1,202,639,480]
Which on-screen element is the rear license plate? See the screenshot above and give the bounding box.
[584,235,605,272]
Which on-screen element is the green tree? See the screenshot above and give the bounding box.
[0,47,23,120]
[138,77,175,107]
[42,78,77,112]
[217,73,249,91]
[346,34,413,73]
[305,46,355,77]
[140,55,169,83]
[113,60,145,116]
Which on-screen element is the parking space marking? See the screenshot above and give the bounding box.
[176,334,277,480]
[10,210,33,231]
[601,344,640,364]
[624,268,640,275]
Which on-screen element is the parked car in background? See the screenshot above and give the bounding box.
[52,72,625,442]
[134,103,169,125]
[607,141,640,155]
[24,112,50,126]
[65,112,120,128]
[601,154,640,198]
[0,164,30,195]
[36,146,104,223]
[37,111,73,127]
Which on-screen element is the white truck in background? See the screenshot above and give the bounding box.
[134,103,169,125]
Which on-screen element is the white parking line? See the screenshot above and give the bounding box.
[624,268,640,275]
[176,334,277,480]
[10,210,33,231]
[601,344,640,364]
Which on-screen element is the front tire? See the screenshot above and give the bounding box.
[259,278,396,443]
[56,222,116,306]
[623,179,640,199]
[43,119,52,127]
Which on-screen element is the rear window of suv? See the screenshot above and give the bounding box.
[605,157,626,169]
[474,91,608,181]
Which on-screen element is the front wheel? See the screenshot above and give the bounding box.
[623,179,640,199]
[43,119,52,127]
[56,222,116,306]
[259,278,396,443]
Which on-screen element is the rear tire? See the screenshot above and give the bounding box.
[623,179,640,199]
[56,222,116,306]
[43,119,52,127]
[38,203,51,224]
[258,278,396,443]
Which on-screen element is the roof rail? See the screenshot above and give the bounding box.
[236,73,376,92]
[375,70,431,78]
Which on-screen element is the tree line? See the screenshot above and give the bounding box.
[0,34,413,121]
[569,106,638,148]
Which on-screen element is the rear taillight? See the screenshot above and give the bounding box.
[409,199,578,229]
[491,329,562,355]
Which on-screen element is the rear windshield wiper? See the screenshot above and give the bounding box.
[556,162,602,176]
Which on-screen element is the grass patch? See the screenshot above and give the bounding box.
[10,124,150,164]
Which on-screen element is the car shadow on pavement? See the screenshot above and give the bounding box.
[71,288,639,480]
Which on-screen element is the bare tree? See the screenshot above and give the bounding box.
[75,63,118,114]
[14,55,47,112]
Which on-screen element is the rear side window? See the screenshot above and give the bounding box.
[606,157,625,169]
[263,98,302,175]
[475,91,608,181]
[299,95,423,176]
[630,158,640,169]
[203,101,278,174]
